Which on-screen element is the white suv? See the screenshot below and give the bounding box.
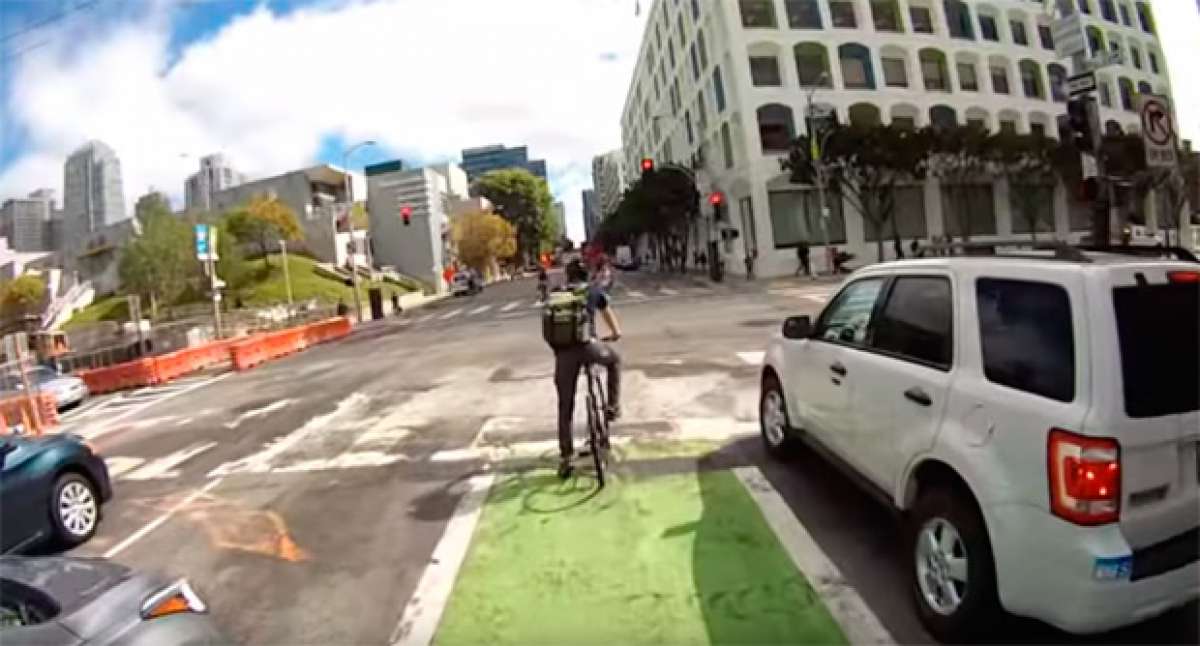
[759,248,1199,641]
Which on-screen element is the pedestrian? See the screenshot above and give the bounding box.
[336,299,349,316]
[893,235,905,259]
[698,250,708,270]
[391,293,402,316]
[795,241,812,278]
[910,239,922,259]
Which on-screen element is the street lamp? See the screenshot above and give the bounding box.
[804,73,835,275]
[340,140,376,322]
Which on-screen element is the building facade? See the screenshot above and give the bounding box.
[63,140,127,256]
[0,190,54,252]
[582,189,600,240]
[460,144,548,182]
[620,0,1178,276]
[552,201,567,238]
[365,161,469,293]
[185,153,247,213]
[591,150,627,219]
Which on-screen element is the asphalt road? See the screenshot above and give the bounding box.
[56,270,1196,645]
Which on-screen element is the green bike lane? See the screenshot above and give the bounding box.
[395,440,891,646]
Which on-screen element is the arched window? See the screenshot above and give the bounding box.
[871,0,902,32]
[998,109,1019,134]
[794,43,833,87]
[890,103,920,129]
[1019,59,1044,99]
[848,103,882,128]
[739,0,777,28]
[977,4,1001,41]
[919,48,950,92]
[1118,77,1134,111]
[1104,120,1124,136]
[785,0,822,29]
[988,55,1011,94]
[909,0,935,33]
[757,104,796,151]
[1137,80,1152,95]
[1135,2,1154,34]
[965,107,990,132]
[955,52,980,91]
[930,105,958,130]
[1028,111,1051,138]
[944,0,974,39]
[1008,10,1029,45]
[880,45,909,88]
[1048,63,1068,102]
[749,42,784,87]
[838,43,876,89]
[1085,26,1105,57]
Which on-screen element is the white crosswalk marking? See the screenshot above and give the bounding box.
[626,290,647,299]
[438,308,463,320]
[104,457,146,479]
[500,301,521,312]
[123,441,218,481]
[417,314,434,323]
[737,351,765,366]
[468,305,492,316]
[659,287,679,296]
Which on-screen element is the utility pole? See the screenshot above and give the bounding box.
[341,141,375,322]
[805,74,835,273]
[207,227,223,339]
[280,239,294,308]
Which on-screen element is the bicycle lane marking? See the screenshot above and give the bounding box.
[733,466,894,645]
[389,474,495,646]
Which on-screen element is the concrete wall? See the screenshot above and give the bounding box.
[368,168,451,293]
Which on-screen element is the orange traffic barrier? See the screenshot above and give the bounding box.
[231,317,351,371]
[0,392,58,435]
[78,357,158,395]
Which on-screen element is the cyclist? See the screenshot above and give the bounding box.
[536,265,549,302]
[551,258,622,479]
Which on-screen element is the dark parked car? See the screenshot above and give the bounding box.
[0,557,231,644]
[1,434,111,554]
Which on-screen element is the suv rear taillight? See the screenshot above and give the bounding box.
[1048,429,1121,526]
[1167,271,1200,284]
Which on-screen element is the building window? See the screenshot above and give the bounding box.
[1118,77,1134,111]
[944,0,974,40]
[941,184,997,236]
[721,122,734,168]
[785,0,823,28]
[1119,4,1131,26]
[690,43,701,80]
[1148,51,1159,74]
[1030,122,1047,137]
[1077,0,1091,14]
[979,14,999,41]
[740,0,778,28]
[871,1,902,32]
[697,91,708,130]
[920,49,950,92]
[685,110,695,144]
[882,57,908,87]
[767,190,848,246]
[750,56,783,86]
[1085,26,1104,57]
[697,29,708,68]
[864,186,927,241]
[838,43,876,89]
[892,115,916,130]
[1099,80,1112,107]
[1137,80,1152,96]
[1011,20,1028,45]
[713,65,727,112]
[758,104,796,151]
[1038,24,1054,49]
[1048,63,1068,102]
[1100,0,1118,21]
[794,42,833,87]
[1130,46,1141,69]
[668,38,677,68]
[929,105,958,130]
[957,62,979,91]
[829,0,858,28]
[999,119,1016,134]
[910,6,934,33]
[677,12,686,41]
[1019,60,1044,99]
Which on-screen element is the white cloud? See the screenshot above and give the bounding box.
[0,0,645,241]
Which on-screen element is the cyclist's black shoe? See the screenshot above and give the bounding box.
[605,405,621,422]
[557,458,574,479]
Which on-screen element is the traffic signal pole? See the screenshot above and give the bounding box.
[1061,4,1112,248]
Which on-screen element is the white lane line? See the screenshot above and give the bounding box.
[104,456,145,479]
[802,295,831,304]
[103,477,224,559]
[224,399,294,429]
[733,467,895,645]
[61,397,114,420]
[123,441,218,481]
[528,301,542,308]
[416,314,435,323]
[658,287,679,296]
[500,301,521,312]
[389,474,495,646]
[438,308,463,321]
[78,373,233,442]
[468,304,492,316]
[737,351,765,365]
[626,289,647,299]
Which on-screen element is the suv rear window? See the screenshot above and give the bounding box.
[1113,283,1199,417]
[977,278,1075,402]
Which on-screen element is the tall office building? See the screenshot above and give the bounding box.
[582,189,599,241]
[185,153,247,212]
[552,201,566,238]
[461,144,548,182]
[591,150,626,220]
[0,190,54,252]
[62,140,127,252]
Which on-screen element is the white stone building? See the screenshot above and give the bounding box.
[620,0,1179,276]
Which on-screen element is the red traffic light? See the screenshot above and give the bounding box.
[709,192,725,206]
[641,158,654,172]
[400,205,412,226]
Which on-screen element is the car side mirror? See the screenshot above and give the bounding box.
[782,315,812,340]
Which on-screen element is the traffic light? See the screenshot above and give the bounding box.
[400,205,412,226]
[709,191,727,221]
[1066,97,1093,151]
[640,157,654,180]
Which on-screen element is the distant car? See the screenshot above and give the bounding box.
[1,434,111,554]
[0,557,232,645]
[450,271,482,296]
[3,367,89,411]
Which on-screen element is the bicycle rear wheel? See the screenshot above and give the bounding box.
[586,367,610,487]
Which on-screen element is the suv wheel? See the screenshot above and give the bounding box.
[909,488,998,641]
[759,375,797,457]
[50,473,100,547]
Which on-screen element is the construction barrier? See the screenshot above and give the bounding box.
[0,392,59,435]
[230,317,351,371]
[77,358,159,395]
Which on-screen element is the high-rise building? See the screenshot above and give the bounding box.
[0,190,54,252]
[62,140,127,253]
[582,189,599,241]
[461,144,548,182]
[552,201,566,238]
[620,0,1176,277]
[591,150,626,220]
[185,153,247,213]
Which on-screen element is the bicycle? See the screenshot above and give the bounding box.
[582,335,619,487]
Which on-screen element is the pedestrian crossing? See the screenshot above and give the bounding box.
[59,373,230,439]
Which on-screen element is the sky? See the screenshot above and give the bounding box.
[1,0,1197,243]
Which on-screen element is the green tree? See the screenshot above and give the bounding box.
[472,168,554,264]
[0,274,46,321]
[134,191,172,219]
[452,210,517,278]
[225,195,304,269]
[600,168,700,271]
[990,132,1059,242]
[349,202,369,230]
[118,198,194,317]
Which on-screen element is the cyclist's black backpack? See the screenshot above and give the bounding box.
[542,289,588,349]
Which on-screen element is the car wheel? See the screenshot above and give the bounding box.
[759,374,797,458]
[50,473,100,547]
[909,488,999,642]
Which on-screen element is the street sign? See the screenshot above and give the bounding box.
[194,224,209,259]
[1067,71,1096,96]
[1052,13,1086,59]
[1137,94,1177,168]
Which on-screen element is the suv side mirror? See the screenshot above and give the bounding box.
[782,315,813,340]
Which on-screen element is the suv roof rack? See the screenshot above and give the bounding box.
[1073,244,1199,263]
[921,240,1200,264]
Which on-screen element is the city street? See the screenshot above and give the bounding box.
[60,270,1195,645]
